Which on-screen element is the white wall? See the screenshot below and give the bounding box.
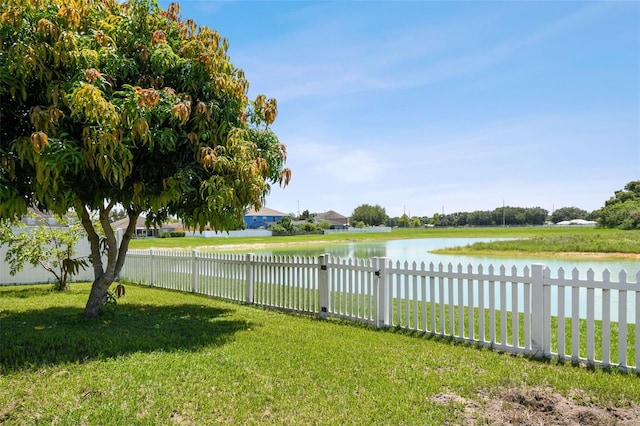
[0,236,96,285]
[0,227,124,285]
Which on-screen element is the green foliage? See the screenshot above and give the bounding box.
[551,206,589,224]
[431,206,548,226]
[269,223,286,234]
[0,0,289,315]
[158,231,185,238]
[397,213,411,228]
[351,204,388,226]
[596,181,640,229]
[271,218,324,236]
[318,220,331,230]
[299,221,318,232]
[395,214,421,228]
[299,209,310,220]
[276,216,294,232]
[0,214,88,291]
[435,230,640,256]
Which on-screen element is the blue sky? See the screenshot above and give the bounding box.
[161,1,639,218]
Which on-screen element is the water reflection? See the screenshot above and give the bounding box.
[244,238,640,278]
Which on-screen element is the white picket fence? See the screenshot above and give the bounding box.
[120,249,639,372]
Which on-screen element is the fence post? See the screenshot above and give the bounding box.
[318,254,330,319]
[150,249,156,287]
[245,253,255,304]
[531,263,545,358]
[192,250,199,293]
[374,257,390,328]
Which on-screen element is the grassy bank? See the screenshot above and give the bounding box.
[128,227,640,260]
[2,283,639,424]
[128,226,632,248]
[433,229,640,259]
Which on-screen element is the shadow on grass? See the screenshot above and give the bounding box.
[0,286,58,298]
[0,302,249,373]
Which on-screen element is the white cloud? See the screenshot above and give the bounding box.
[288,139,386,184]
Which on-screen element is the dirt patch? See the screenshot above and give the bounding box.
[431,386,640,425]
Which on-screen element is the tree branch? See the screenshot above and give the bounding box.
[78,203,104,279]
[114,209,140,279]
[99,202,119,278]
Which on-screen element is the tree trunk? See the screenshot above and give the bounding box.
[84,275,113,317]
[78,203,139,317]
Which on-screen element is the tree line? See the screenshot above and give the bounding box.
[349,205,551,228]
[348,181,640,229]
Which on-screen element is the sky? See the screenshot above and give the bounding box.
[160,0,640,218]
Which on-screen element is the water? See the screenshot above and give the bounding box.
[245,238,640,278]
[243,238,639,322]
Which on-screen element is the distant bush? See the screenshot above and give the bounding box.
[270,218,325,236]
[272,229,323,237]
[158,231,185,238]
[318,220,332,230]
[299,222,321,232]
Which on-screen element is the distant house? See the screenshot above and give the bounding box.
[244,206,288,229]
[111,216,183,238]
[314,210,349,229]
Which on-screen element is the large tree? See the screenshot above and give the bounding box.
[0,0,290,316]
[350,204,388,227]
[595,181,640,229]
[550,206,588,224]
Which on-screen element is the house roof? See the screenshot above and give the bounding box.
[245,206,288,217]
[315,210,347,221]
[111,216,145,229]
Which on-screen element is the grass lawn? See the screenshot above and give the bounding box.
[433,228,640,259]
[129,227,640,260]
[2,283,640,425]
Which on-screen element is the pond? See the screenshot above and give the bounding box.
[241,238,639,322]
[243,238,640,279]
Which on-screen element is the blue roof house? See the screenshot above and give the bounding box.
[244,206,289,229]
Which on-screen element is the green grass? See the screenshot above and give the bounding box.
[126,226,576,250]
[432,228,640,258]
[389,300,637,365]
[2,283,639,425]
[129,227,640,258]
